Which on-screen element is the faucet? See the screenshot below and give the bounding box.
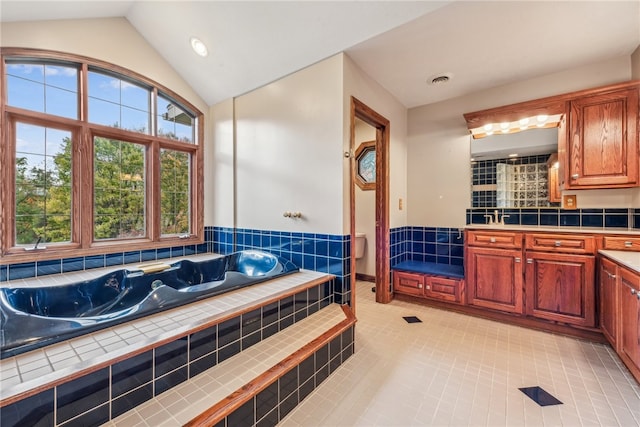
[484,214,494,225]
[484,210,510,226]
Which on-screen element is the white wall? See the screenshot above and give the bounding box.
[407,57,634,227]
[632,45,640,79]
[233,54,344,234]
[207,99,235,227]
[343,54,408,231]
[354,119,376,276]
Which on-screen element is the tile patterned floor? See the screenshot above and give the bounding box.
[280,281,640,426]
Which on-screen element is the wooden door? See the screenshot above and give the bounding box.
[599,257,618,346]
[524,252,595,327]
[466,247,523,313]
[566,88,638,188]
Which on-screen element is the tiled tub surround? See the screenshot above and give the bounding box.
[390,226,464,268]
[0,258,336,427]
[212,227,352,305]
[1,251,300,359]
[467,207,640,229]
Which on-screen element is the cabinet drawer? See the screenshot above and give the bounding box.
[525,233,595,254]
[603,236,640,251]
[467,230,523,249]
[425,276,463,304]
[393,271,425,297]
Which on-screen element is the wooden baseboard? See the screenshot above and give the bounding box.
[356,273,375,283]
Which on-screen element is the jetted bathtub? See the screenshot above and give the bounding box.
[0,250,299,358]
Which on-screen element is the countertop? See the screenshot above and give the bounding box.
[599,250,640,274]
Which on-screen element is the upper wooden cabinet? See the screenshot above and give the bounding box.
[563,86,639,189]
[464,80,640,191]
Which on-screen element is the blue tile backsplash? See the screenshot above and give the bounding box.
[466,207,640,230]
[391,226,465,268]
[2,209,638,294]
[212,227,352,304]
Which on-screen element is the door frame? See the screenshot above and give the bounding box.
[350,97,391,305]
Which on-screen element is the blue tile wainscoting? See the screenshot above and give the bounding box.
[0,226,350,305]
[0,280,337,427]
[466,207,640,230]
[0,241,210,283]
[391,226,465,268]
[211,227,352,305]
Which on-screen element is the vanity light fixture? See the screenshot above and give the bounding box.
[190,37,208,57]
[469,113,563,139]
[536,114,548,127]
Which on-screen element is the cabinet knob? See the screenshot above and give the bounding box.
[426,285,431,290]
[515,257,521,263]
[526,259,533,264]
[607,272,617,279]
[624,241,633,248]
[490,237,496,243]
[418,284,422,289]
[571,173,579,179]
[632,289,637,295]
[554,241,562,247]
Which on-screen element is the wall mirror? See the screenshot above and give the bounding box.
[470,127,561,208]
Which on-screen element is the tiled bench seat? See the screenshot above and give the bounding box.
[392,260,464,279]
[0,257,347,427]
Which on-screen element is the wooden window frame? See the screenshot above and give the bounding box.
[0,48,204,263]
[354,140,376,191]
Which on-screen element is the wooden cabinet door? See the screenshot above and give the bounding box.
[565,87,639,188]
[466,247,523,313]
[393,271,425,297]
[524,252,596,327]
[619,268,640,375]
[425,276,463,304]
[599,257,618,346]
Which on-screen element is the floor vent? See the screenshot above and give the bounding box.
[402,316,422,323]
[519,386,563,406]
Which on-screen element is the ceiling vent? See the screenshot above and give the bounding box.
[428,72,453,85]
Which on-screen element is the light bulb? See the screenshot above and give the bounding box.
[190,37,208,57]
[483,124,493,131]
[519,118,530,126]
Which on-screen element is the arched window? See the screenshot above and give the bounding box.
[1,48,204,261]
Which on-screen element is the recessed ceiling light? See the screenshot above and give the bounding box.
[190,37,208,57]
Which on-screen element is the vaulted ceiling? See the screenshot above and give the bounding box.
[1,1,639,108]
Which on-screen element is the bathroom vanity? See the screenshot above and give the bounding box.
[464,225,640,384]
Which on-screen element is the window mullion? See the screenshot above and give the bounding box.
[148,141,160,241]
[78,126,93,248]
